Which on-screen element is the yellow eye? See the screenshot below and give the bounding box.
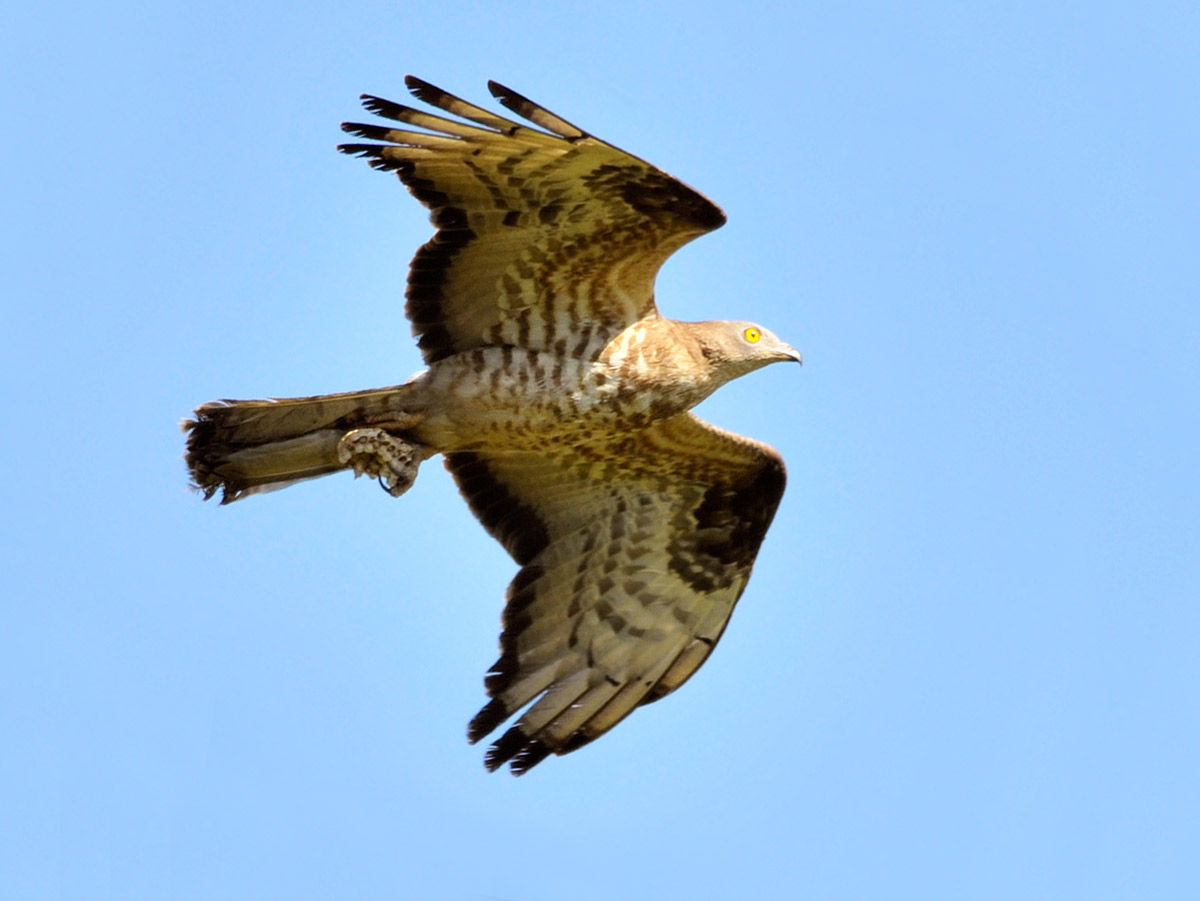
[743,326,761,343]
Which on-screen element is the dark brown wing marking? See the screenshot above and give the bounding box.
[443,413,786,774]
[338,77,726,364]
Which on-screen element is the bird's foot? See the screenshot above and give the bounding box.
[337,427,427,498]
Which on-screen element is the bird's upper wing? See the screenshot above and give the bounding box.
[444,413,786,774]
[339,77,726,364]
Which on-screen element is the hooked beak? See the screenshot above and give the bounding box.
[779,343,803,365]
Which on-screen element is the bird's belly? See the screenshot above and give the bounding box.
[408,347,697,452]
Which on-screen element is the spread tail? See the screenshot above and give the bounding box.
[183,385,422,503]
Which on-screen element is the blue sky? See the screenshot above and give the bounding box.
[4,2,1198,898]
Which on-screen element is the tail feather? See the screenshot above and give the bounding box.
[182,386,416,503]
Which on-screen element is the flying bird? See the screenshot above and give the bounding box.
[184,77,802,774]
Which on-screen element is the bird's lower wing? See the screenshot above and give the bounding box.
[444,413,786,774]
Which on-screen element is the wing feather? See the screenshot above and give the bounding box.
[339,77,727,364]
[445,414,786,774]
[487,80,588,139]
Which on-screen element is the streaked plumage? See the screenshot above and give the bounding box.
[184,77,801,774]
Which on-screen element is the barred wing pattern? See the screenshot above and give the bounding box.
[445,413,786,774]
[339,77,726,364]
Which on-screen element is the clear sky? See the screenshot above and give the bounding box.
[4,2,1198,898]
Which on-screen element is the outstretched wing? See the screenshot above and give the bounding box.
[339,77,726,364]
[444,413,786,774]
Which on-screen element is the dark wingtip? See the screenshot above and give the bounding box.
[487,81,529,119]
[483,726,529,772]
[510,741,552,775]
[404,75,444,105]
[467,698,509,744]
[336,144,410,173]
[340,122,392,142]
[482,726,554,775]
[336,142,379,157]
[360,94,413,121]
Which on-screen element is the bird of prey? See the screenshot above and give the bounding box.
[184,77,802,774]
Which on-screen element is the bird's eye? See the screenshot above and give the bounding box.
[743,327,761,343]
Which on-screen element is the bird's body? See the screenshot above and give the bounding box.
[185,78,801,774]
[406,319,707,448]
[411,317,780,448]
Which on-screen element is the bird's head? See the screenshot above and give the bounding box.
[693,320,803,385]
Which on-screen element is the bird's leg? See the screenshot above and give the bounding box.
[337,414,430,498]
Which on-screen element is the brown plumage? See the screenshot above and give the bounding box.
[183,77,802,774]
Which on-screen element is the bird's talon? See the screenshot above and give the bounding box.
[337,428,425,498]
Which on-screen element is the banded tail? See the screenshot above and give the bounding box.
[183,385,423,503]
